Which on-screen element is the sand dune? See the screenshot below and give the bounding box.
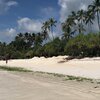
[0,56,100,79]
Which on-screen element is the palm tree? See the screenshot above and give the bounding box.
[88,0,100,31]
[70,11,78,22]
[18,33,23,38]
[42,21,50,31]
[41,21,50,41]
[41,18,57,41]
[24,32,29,43]
[15,33,23,41]
[62,23,72,40]
[48,18,57,40]
[62,12,77,40]
[32,33,36,41]
[24,33,34,48]
[77,9,86,33]
[62,17,75,40]
[34,33,43,49]
[41,30,48,41]
[85,10,95,32]
[77,24,85,34]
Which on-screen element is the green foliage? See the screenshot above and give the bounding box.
[64,33,100,57]
[25,50,34,58]
[44,38,64,57]
[0,32,100,59]
[0,42,6,56]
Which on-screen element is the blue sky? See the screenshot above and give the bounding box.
[0,0,59,30]
[0,0,96,43]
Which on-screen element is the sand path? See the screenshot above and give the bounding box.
[0,71,100,100]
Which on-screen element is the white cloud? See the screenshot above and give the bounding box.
[0,17,43,42]
[7,1,18,6]
[0,28,17,37]
[40,7,58,19]
[0,28,17,42]
[80,4,87,11]
[41,7,55,18]
[0,0,18,14]
[5,28,17,36]
[58,0,93,22]
[17,17,42,33]
[41,7,54,15]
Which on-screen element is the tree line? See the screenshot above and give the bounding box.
[0,0,100,59]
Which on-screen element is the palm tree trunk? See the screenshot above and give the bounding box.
[48,32,52,41]
[51,26,54,40]
[97,12,100,31]
[81,20,83,33]
[89,22,92,32]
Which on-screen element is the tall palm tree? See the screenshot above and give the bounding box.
[15,33,23,40]
[70,11,78,22]
[48,18,57,40]
[32,33,36,41]
[41,21,50,41]
[34,32,43,48]
[85,10,94,25]
[41,18,57,41]
[77,24,85,34]
[77,9,86,33]
[85,10,95,32]
[68,12,77,31]
[77,10,86,23]
[41,30,48,41]
[88,0,100,31]
[62,15,76,40]
[24,33,34,48]
[62,22,72,40]
[42,21,50,32]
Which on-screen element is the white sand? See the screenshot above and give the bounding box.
[0,56,100,79]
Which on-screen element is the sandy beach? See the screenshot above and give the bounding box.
[0,56,100,79]
[0,71,100,100]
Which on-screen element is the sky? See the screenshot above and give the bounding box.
[0,0,97,43]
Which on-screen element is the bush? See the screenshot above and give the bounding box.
[64,33,100,57]
[44,38,64,57]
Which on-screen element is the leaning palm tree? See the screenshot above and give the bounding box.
[71,11,78,21]
[68,11,77,31]
[88,0,100,31]
[48,18,57,40]
[77,9,86,33]
[85,9,95,32]
[62,15,76,40]
[67,15,76,26]
[85,9,95,24]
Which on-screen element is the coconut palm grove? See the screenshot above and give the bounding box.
[0,0,100,59]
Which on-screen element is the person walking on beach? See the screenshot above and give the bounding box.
[6,58,8,64]
[5,54,9,64]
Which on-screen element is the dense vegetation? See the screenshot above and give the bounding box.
[0,0,100,59]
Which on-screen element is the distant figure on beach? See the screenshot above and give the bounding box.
[5,54,9,64]
[6,59,8,64]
